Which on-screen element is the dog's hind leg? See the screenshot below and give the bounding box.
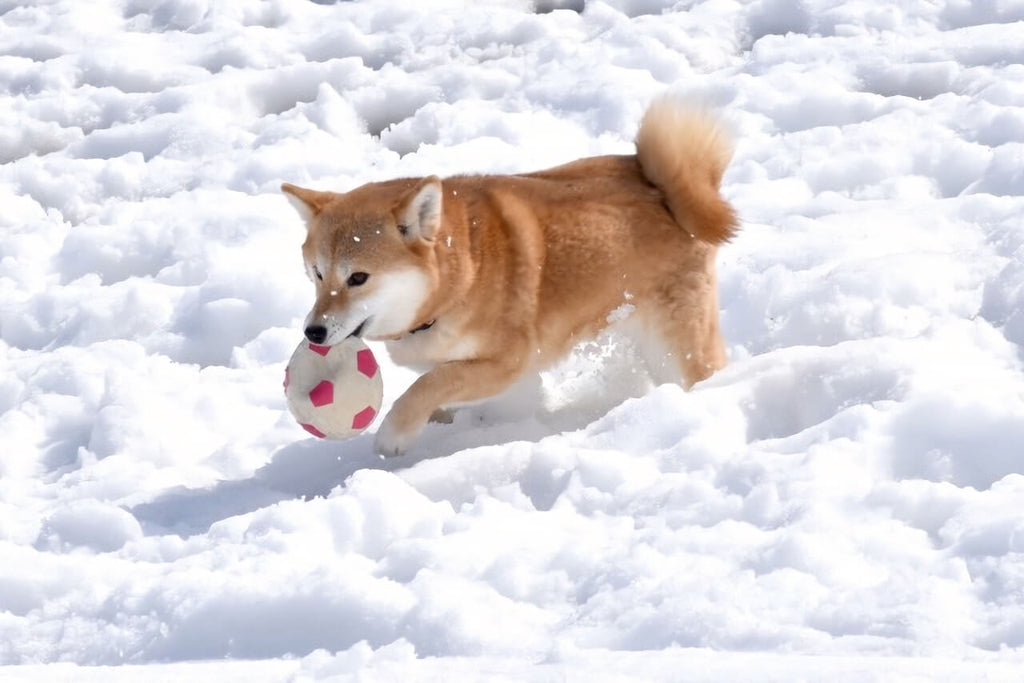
[646,254,728,390]
[656,303,726,390]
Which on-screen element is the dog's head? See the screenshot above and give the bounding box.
[282,177,443,345]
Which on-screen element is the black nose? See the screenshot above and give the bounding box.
[304,325,327,344]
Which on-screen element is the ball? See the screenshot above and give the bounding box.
[284,338,383,440]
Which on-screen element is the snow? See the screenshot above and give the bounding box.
[2,0,1024,678]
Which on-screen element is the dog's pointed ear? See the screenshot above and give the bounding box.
[395,176,443,242]
[281,183,334,224]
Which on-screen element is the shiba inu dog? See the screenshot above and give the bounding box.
[282,96,738,456]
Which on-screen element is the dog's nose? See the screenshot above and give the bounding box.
[304,325,328,344]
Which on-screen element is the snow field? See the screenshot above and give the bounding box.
[2,0,1024,678]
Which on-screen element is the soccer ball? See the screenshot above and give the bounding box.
[284,338,383,440]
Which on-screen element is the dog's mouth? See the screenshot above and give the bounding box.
[349,318,369,339]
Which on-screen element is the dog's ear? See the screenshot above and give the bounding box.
[395,176,443,242]
[281,183,333,224]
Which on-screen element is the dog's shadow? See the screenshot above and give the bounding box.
[129,435,378,536]
[131,371,644,537]
[130,421,551,537]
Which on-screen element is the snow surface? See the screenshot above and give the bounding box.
[2,0,1024,679]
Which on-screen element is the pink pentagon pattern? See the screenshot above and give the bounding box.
[301,423,326,438]
[308,343,331,357]
[351,406,377,430]
[356,348,378,378]
[309,380,334,407]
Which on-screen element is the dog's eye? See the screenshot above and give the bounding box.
[313,266,323,282]
[347,272,369,287]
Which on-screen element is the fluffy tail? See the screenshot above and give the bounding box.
[635,97,738,244]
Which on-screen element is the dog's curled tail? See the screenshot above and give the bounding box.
[635,97,738,244]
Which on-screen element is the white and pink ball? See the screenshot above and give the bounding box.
[284,338,383,440]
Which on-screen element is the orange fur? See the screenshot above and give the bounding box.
[283,96,738,455]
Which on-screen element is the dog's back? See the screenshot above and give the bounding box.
[499,96,737,243]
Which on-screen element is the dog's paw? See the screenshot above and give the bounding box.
[374,417,416,457]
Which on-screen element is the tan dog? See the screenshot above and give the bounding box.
[282,96,738,456]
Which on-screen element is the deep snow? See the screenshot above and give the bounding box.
[2,0,1024,679]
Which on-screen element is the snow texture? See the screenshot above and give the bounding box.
[2,0,1024,679]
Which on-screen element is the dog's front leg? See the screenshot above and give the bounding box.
[375,356,524,457]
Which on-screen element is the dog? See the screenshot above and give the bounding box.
[282,96,738,456]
